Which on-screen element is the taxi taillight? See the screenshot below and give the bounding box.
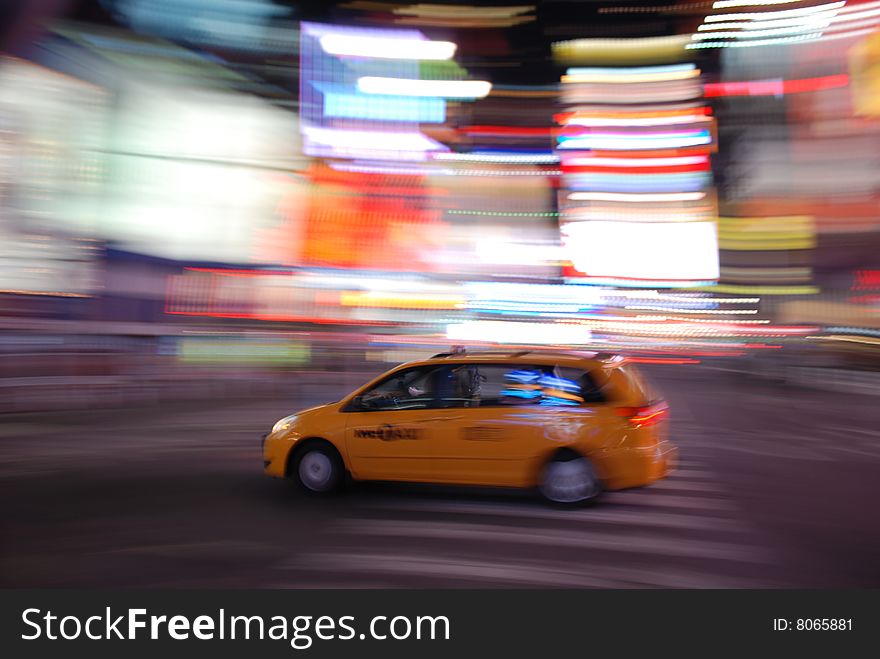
[615,402,668,429]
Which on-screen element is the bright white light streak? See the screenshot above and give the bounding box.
[358,77,492,98]
[562,114,711,127]
[715,0,816,6]
[692,23,832,39]
[446,320,591,345]
[705,2,844,22]
[686,33,822,48]
[558,135,712,150]
[625,305,758,314]
[319,34,456,60]
[562,69,699,83]
[698,14,839,31]
[565,221,720,282]
[838,0,880,14]
[567,191,706,202]
[632,296,760,304]
[563,155,709,167]
[329,162,453,176]
[832,14,880,30]
[816,27,875,40]
[567,64,695,75]
[302,126,445,152]
[450,169,562,176]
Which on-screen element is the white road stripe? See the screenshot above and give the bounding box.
[603,490,738,512]
[353,499,735,532]
[672,459,711,469]
[332,519,770,564]
[646,479,727,494]
[297,551,774,588]
[670,468,718,479]
[297,553,766,588]
[298,553,626,588]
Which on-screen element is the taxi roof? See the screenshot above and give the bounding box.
[415,349,626,368]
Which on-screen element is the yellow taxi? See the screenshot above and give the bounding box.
[263,350,677,504]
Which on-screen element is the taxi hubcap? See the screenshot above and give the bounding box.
[541,459,598,503]
[299,452,334,491]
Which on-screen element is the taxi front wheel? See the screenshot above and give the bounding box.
[539,452,601,505]
[291,441,344,495]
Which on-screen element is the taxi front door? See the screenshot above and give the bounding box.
[344,408,464,483]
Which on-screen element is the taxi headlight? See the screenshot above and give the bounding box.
[272,416,296,435]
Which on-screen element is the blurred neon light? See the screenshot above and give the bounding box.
[562,69,699,83]
[833,6,880,23]
[686,33,822,48]
[329,162,450,176]
[562,113,711,127]
[558,130,710,141]
[558,131,712,150]
[699,16,838,31]
[564,163,710,176]
[705,3,845,22]
[565,209,715,223]
[838,0,880,14]
[319,34,456,59]
[459,125,555,137]
[563,155,709,167]
[815,27,876,41]
[692,24,832,39]
[713,0,812,7]
[358,77,492,98]
[450,169,562,176]
[447,320,591,345]
[340,292,464,309]
[566,172,712,192]
[323,91,446,122]
[701,284,819,294]
[392,4,535,18]
[704,74,849,96]
[625,306,757,314]
[448,210,559,217]
[434,152,559,163]
[567,64,695,75]
[558,107,711,121]
[568,191,706,202]
[302,126,446,152]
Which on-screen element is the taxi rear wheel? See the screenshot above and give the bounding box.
[291,441,344,495]
[539,452,601,505]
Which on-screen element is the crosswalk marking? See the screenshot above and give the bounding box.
[292,551,777,589]
[274,457,784,587]
[353,498,735,532]
[646,479,727,494]
[331,518,771,564]
[602,490,737,512]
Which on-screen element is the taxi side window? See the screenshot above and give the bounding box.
[354,366,464,411]
[452,364,606,407]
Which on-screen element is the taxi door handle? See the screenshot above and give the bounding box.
[416,416,463,423]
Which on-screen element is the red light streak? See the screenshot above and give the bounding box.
[704,74,849,98]
[459,125,556,137]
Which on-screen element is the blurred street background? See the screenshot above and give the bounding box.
[1,0,880,587]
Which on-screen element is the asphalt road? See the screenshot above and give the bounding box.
[2,365,879,588]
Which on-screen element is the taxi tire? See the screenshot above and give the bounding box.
[290,440,345,495]
[539,451,602,506]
